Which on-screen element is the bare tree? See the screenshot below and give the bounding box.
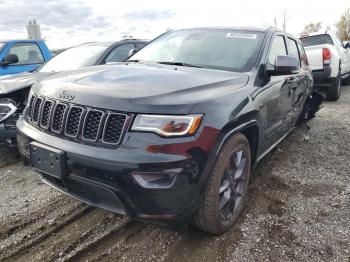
[336,8,350,41]
[303,22,322,33]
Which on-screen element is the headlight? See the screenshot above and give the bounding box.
[131,114,203,137]
[0,102,17,123]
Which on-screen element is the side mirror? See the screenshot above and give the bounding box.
[127,48,139,58]
[268,55,300,75]
[345,42,350,49]
[1,54,19,66]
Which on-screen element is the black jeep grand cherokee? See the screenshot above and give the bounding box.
[17,27,318,234]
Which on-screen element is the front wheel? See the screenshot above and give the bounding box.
[195,133,251,235]
[326,69,341,101]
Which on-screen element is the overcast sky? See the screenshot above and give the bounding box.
[0,0,349,49]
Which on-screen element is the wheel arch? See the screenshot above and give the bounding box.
[218,119,260,168]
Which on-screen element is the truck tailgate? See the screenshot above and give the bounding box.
[304,45,324,71]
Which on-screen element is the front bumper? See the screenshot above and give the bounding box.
[17,118,219,225]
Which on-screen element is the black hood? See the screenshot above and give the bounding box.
[0,72,54,95]
[34,63,249,114]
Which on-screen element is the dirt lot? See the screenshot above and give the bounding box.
[0,85,349,262]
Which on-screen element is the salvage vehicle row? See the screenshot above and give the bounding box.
[0,39,147,144]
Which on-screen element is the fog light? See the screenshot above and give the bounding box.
[131,168,182,189]
[0,102,17,122]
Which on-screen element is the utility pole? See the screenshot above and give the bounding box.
[282,10,288,32]
[273,16,278,28]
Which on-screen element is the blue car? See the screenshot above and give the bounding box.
[0,39,147,144]
[0,40,52,76]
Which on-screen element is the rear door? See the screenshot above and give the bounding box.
[286,38,310,123]
[260,34,295,150]
[0,42,45,75]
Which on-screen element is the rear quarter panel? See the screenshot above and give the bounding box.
[305,44,340,77]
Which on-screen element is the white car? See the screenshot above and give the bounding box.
[300,31,350,101]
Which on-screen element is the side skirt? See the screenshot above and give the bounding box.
[256,127,294,163]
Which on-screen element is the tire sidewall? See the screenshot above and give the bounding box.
[197,133,251,234]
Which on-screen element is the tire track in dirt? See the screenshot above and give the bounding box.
[7,208,127,262]
[0,146,19,168]
[1,204,92,261]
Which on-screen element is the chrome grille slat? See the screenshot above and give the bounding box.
[40,100,54,129]
[27,95,36,120]
[26,96,129,146]
[65,106,85,138]
[32,97,43,124]
[82,109,105,142]
[102,113,128,145]
[51,103,68,134]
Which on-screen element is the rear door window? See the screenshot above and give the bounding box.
[287,38,301,65]
[297,43,308,67]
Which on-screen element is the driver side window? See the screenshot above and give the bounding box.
[8,43,44,65]
[267,35,287,69]
[104,43,135,64]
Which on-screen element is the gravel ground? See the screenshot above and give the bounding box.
[0,85,349,262]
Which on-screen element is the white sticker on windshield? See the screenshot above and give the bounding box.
[226,33,257,39]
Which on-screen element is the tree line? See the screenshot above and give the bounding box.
[303,8,350,41]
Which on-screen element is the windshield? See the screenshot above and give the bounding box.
[39,44,108,72]
[300,34,334,47]
[130,29,265,72]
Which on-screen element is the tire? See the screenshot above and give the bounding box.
[326,69,341,101]
[195,133,251,235]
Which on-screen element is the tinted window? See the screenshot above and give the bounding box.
[8,43,44,65]
[268,35,287,68]
[287,38,300,64]
[135,42,147,49]
[131,30,265,72]
[300,34,333,47]
[39,44,107,72]
[298,43,308,67]
[104,43,135,63]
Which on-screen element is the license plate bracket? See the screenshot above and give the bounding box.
[30,142,66,178]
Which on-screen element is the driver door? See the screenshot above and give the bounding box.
[0,42,44,75]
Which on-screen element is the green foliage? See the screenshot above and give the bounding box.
[336,9,350,41]
[304,22,322,33]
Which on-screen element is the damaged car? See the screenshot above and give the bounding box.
[0,39,147,144]
[17,27,322,234]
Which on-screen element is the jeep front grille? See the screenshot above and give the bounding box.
[27,95,130,146]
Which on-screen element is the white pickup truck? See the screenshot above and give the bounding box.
[300,31,350,101]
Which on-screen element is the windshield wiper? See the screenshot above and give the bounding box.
[124,59,142,63]
[156,61,205,68]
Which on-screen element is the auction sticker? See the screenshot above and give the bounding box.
[226,33,257,39]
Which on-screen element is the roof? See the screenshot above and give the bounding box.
[173,26,281,33]
[0,39,45,43]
